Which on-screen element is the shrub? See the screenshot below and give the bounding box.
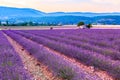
[50,27,53,30]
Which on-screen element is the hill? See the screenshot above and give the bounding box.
[0,6,120,25]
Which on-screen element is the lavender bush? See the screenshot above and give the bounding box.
[0,31,31,80]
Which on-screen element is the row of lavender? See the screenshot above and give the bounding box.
[0,31,31,80]
[3,31,102,80]
[20,29,120,60]
[12,29,120,79]
[21,30,120,60]
[23,29,120,51]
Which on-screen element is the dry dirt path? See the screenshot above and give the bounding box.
[4,32,114,80]
[3,33,60,80]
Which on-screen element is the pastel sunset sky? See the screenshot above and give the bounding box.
[0,0,120,12]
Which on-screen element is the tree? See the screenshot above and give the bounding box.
[28,21,33,26]
[6,21,9,26]
[0,21,1,26]
[86,24,92,29]
[77,22,85,27]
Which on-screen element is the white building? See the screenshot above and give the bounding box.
[80,25,87,29]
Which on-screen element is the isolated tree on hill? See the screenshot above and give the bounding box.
[77,22,85,27]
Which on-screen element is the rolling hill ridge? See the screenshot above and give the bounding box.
[0,6,120,25]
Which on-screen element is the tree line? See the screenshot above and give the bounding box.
[0,21,59,26]
[0,20,92,29]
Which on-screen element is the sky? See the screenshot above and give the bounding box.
[0,0,120,12]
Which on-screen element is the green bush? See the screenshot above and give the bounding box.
[77,22,85,27]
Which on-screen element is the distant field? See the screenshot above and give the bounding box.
[1,29,120,80]
[92,25,120,29]
[0,25,120,30]
[0,25,77,30]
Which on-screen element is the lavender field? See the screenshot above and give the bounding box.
[0,31,31,80]
[0,29,120,80]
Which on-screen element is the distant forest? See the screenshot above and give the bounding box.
[0,16,120,26]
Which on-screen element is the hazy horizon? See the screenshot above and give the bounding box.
[0,0,120,12]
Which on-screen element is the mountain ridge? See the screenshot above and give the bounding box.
[0,6,120,25]
[1,6,120,17]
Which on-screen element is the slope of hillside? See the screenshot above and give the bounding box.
[0,6,45,19]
